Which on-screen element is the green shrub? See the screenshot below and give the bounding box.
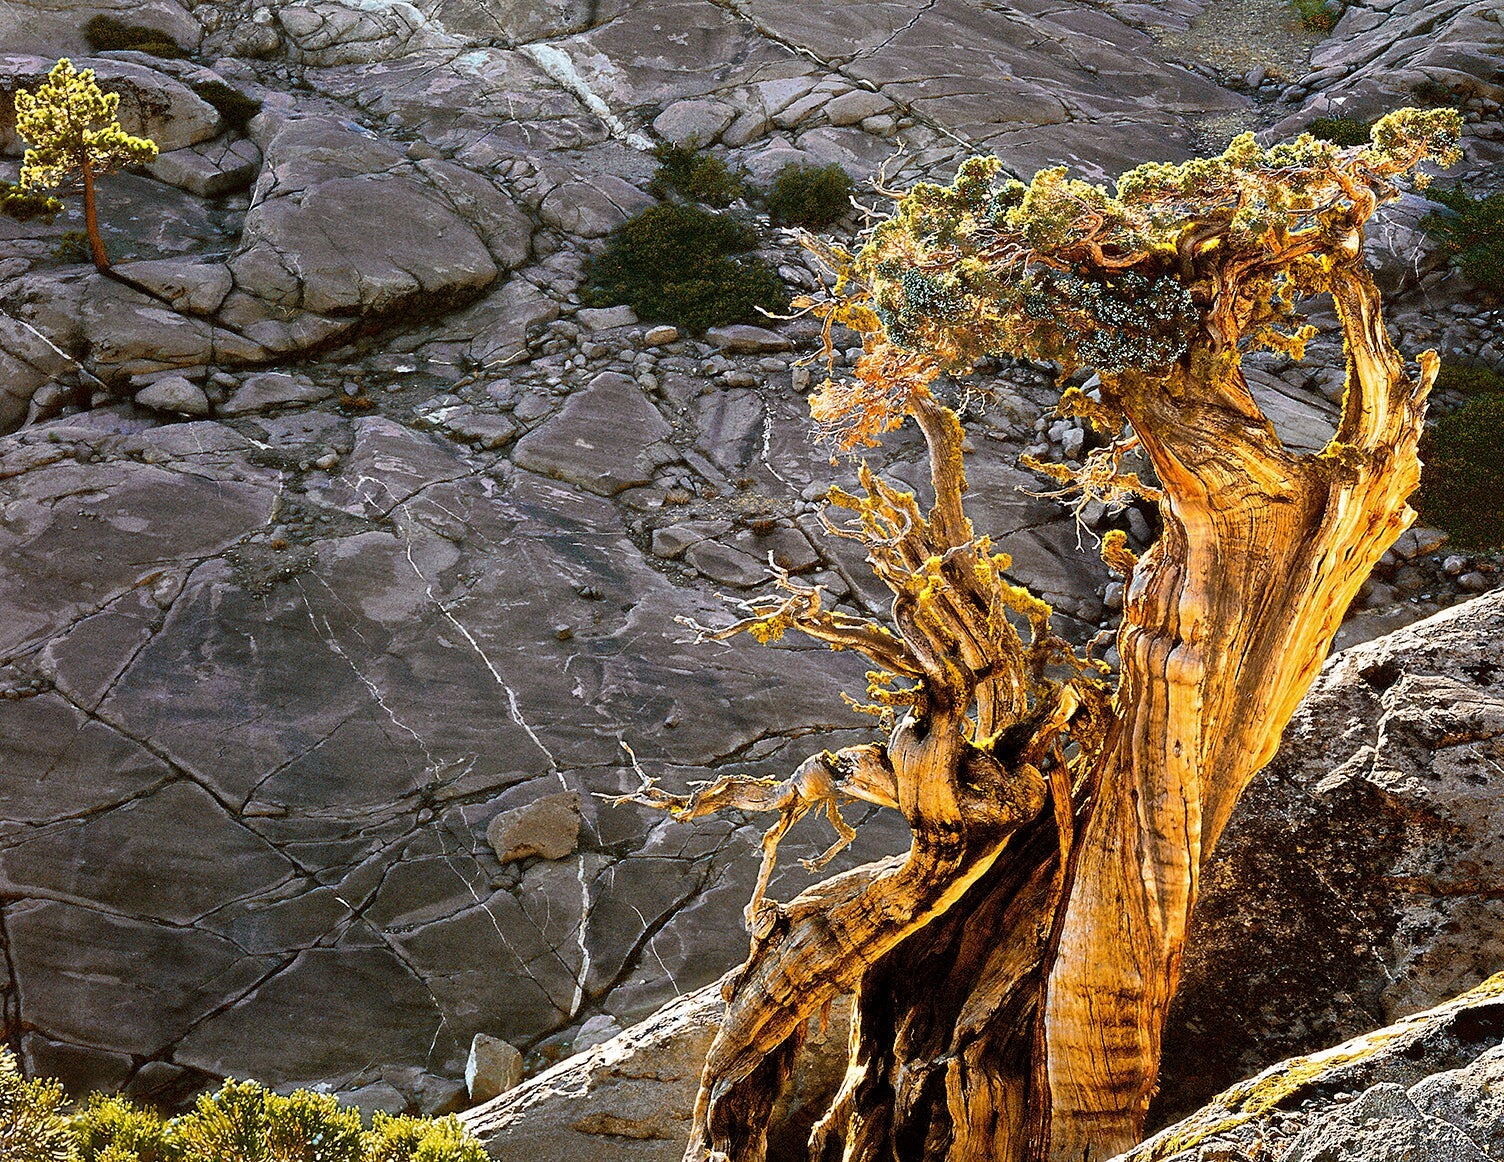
[647,141,746,209]
[72,1093,180,1162]
[0,1050,74,1162]
[1422,185,1504,295]
[1288,0,1338,32]
[0,179,61,223]
[764,162,855,229]
[190,80,262,133]
[83,15,188,58]
[582,203,789,333]
[1412,79,1464,109]
[1435,364,1504,397]
[1306,116,1370,146]
[175,1080,365,1162]
[1414,392,1504,549]
[365,1112,488,1162]
[54,231,91,264]
[0,1066,493,1162]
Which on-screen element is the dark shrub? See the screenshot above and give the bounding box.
[1422,185,1504,295]
[1306,116,1370,146]
[0,180,61,223]
[1435,364,1504,397]
[764,162,856,229]
[647,140,747,208]
[83,15,188,58]
[582,203,789,333]
[1414,392,1504,549]
[191,80,262,132]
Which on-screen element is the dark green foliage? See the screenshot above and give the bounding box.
[1412,79,1464,109]
[582,203,789,333]
[647,141,746,208]
[1306,117,1370,146]
[0,179,61,222]
[83,15,188,58]
[1422,185,1504,294]
[765,162,856,229]
[0,1050,74,1162]
[1414,392,1504,548]
[1435,364,1504,397]
[190,80,262,133]
[1287,0,1337,32]
[54,231,91,264]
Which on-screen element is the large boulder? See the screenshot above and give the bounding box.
[0,0,200,59]
[1156,588,1504,1125]
[0,56,220,156]
[229,116,505,319]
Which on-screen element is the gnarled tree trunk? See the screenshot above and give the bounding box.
[615,114,1458,1162]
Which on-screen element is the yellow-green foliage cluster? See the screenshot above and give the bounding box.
[15,59,159,192]
[852,107,1461,387]
[0,1055,487,1162]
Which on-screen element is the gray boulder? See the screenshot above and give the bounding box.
[230,117,502,319]
[1157,589,1504,1125]
[0,56,220,156]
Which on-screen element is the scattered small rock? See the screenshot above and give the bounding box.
[485,792,582,863]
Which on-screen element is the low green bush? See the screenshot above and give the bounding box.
[647,141,746,209]
[190,80,263,133]
[1288,0,1338,32]
[1435,364,1504,397]
[0,180,61,223]
[0,1055,489,1162]
[1414,391,1504,549]
[83,15,188,58]
[764,162,855,229]
[582,203,789,333]
[1306,116,1370,146]
[1422,185,1504,295]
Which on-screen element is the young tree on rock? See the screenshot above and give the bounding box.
[615,107,1461,1162]
[13,58,158,271]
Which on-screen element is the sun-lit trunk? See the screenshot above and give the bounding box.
[81,160,110,271]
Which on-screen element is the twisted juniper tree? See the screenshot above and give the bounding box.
[617,108,1461,1162]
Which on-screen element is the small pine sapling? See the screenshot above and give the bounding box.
[13,58,158,270]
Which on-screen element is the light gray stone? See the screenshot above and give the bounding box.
[823,88,894,126]
[539,175,655,239]
[513,371,674,495]
[686,539,768,588]
[135,375,210,416]
[466,1034,524,1103]
[704,324,792,353]
[148,136,261,198]
[652,99,738,146]
[577,305,639,330]
[444,412,518,450]
[486,791,582,863]
[644,325,680,346]
[220,372,332,416]
[113,259,233,316]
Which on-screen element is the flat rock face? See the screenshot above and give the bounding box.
[512,371,675,494]
[1156,589,1504,1126]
